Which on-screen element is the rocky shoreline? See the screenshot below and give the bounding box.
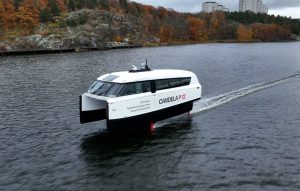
[0,9,146,55]
[1,8,299,57]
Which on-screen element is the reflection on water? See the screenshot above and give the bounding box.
[81,119,192,162]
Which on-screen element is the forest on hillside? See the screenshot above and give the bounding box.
[1,0,300,47]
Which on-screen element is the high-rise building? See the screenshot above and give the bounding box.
[239,0,268,14]
[202,1,229,13]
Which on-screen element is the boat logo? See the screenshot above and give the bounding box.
[159,94,186,104]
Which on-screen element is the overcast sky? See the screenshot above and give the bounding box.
[131,0,300,18]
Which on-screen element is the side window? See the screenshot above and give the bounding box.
[140,81,151,93]
[181,78,191,86]
[118,81,151,97]
[118,84,135,96]
[105,84,123,97]
[155,79,170,91]
[135,82,143,94]
[169,79,182,88]
[155,77,191,91]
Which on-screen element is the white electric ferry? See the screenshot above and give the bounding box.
[80,64,202,131]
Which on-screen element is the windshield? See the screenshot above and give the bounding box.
[87,81,123,97]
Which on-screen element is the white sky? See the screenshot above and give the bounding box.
[131,0,300,18]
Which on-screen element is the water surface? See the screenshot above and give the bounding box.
[1,42,300,190]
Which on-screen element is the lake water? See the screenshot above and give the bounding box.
[1,42,300,191]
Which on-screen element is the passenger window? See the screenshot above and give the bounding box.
[181,78,191,86]
[155,79,170,90]
[135,83,143,94]
[155,78,191,91]
[105,84,123,97]
[118,81,151,97]
[169,79,181,88]
[118,84,135,96]
[141,81,151,93]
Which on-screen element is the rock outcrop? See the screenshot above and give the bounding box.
[1,9,146,51]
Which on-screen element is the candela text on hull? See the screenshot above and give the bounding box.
[80,65,202,130]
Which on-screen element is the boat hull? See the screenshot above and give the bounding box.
[106,99,199,132]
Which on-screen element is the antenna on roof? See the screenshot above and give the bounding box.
[144,59,150,70]
[129,59,151,73]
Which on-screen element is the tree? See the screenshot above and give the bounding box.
[0,1,5,29]
[119,0,128,11]
[237,24,253,41]
[100,0,109,10]
[39,8,53,23]
[17,0,40,30]
[159,25,172,42]
[49,0,60,16]
[39,0,49,9]
[252,23,290,41]
[56,0,67,12]
[86,0,98,9]
[14,0,23,9]
[68,0,76,11]
[76,0,84,9]
[187,16,207,41]
[0,0,17,31]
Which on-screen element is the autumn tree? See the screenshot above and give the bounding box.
[187,16,207,41]
[208,12,225,39]
[157,7,167,20]
[252,23,290,41]
[56,0,67,12]
[39,0,49,9]
[17,0,40,30]
[159,25,172,42]
[237,24,253,41]
[0,0,17,31]
[0,1,5,30]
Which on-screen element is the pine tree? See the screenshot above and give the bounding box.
[76,0,84,9]
[86,0,98,9]
[100,0,109,10]
[14,0,23,9]
[40,8,53,22]
[119,0,128,11]
[49,0,60,16]
[68,0,76,11]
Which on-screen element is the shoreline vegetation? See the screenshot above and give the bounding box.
[1,0,300,56]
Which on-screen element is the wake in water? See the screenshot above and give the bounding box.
[191,73,300,115]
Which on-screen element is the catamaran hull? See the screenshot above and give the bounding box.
[106,100,197,131]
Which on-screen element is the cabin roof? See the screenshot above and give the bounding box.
[97,69,195,83]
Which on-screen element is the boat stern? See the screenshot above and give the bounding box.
[79,94,108,124]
